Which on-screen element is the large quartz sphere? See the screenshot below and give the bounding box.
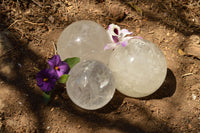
[67,60,115,110]
[109,39,167,98]
[57,20,111,65]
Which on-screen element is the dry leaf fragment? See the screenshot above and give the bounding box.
[178,49,186,56]
[128,2,142,16]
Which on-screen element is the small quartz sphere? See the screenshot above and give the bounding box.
[109,39,167,98]
[66,60,115,110]
[57,20,112,65]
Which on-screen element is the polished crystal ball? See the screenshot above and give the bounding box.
[57,20,111,65]
[109,39,167,98]
[66,60,115,110]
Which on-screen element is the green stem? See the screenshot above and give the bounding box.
[34,67,40,72]
[43,92,51,104]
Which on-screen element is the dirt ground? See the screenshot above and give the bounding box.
[0,0,200,132]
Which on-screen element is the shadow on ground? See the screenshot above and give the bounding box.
[0,29,177,133]
[119,0,200,36]
[143,68,176,100]
[0,0,194,132]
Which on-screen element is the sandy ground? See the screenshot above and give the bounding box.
[0,0,200,132]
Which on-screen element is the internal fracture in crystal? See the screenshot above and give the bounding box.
[67,60,115,110]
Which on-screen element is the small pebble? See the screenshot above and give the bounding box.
[17,63,22,68]
[19,102,22,105]
[188,124,192,129]
[167,32,170,36]
[54,95,59,100]
[47,126,50,130]
[48,16,55,23]
[192,94,196,100]
[50,108,54,112]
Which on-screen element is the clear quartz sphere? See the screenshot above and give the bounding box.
[66,60,115,110]
[109,39,167,98]
[57,20,112,65]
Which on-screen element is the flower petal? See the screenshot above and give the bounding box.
[48,58,56,69]
[121,40,128,47]
[46,83,53,92]
[108,24,112,30]
[56,71,64,78]
[36,69,57,92]
[37,78,43,86]
[59,63,69,73]
[123,36,133,41]
[114,28,119,35]
[132,36,143,39]
[55,55,61,65]
[107,24,120,37]
[54,62,69,78]
[120,29,133,38]
[104,43,117,50]
[49,79,56,90]
[48,55,62,69]
[105,24,141,50]
[47,69,57,79]
[112,36,119,43]
[40,81,49,92]
[107,31,114,43]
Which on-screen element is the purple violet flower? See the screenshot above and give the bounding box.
[104,24,143,50]
[36,69,57,92]
[48,55,69,79]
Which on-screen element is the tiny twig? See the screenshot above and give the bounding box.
[8,20,45,30]
[33,67,40,72]
[8,20,21,29]
[24,21,45,26]
[182,73,193,77]
[51,41,57,55]
[31,0,43,8]
[11,27,24,39]
[105,16,116,21]
[116,22,130,27]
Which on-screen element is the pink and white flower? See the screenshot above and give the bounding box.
[104,24,143,50]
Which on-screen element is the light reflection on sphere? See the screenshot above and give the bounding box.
[109,39,167,98]
[57,20,112,65]
[66,60,115,110]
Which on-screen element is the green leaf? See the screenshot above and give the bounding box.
[64,57,80,69]
[58,74,69,84]
[43,92,51,104]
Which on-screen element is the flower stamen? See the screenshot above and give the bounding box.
[55,66,59,71]
[43,78,48,82]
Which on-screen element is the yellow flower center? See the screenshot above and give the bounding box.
[55,66,59,70]
[43,78,48,82]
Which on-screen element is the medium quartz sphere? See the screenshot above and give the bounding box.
[57,20,111,65]
[109,39,167,98]
[66,60,115,110]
